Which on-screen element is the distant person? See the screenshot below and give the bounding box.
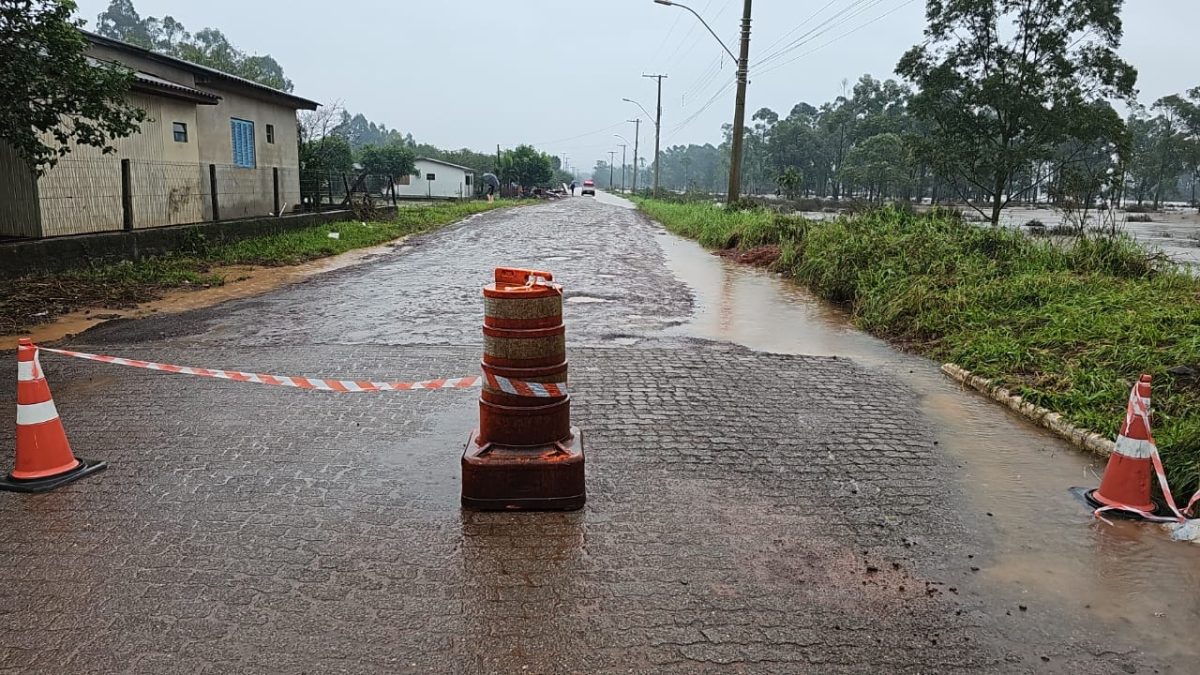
[569,181,577,196]
[482,172,499,202]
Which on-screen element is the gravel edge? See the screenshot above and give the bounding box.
[940,362,1115,457]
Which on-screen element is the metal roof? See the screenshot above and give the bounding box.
[83,31,319,110]
[417,157,476,173]
[132,71,220,104]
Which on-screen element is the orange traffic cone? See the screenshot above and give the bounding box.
[1087,375,1157,515]
[0,339,105,493]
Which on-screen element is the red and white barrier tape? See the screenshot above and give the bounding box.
[38,346,565,397]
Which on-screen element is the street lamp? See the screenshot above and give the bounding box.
[652,0,737,64]
[623,98,654,123]
[625,95,665,197]
[626,119,641,193]
[613,135,630,193]
[654,0,751,205]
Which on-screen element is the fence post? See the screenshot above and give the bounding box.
[389,175,397,207]
[120,159,133,231]
[209,164,220,221]
[272,167,281,216]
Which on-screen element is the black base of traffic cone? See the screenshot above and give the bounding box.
[1070,486,1159,520]
[0,458,107,494]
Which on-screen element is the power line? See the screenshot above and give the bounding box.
[681,56,723,106]
[755,0,888,69]
[664,76,736,144]
[526,121,627,148]
[660,0,718,69]
[755,0,845,57]
[755,0,919,79]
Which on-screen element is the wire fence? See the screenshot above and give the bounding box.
[298,172,399,211]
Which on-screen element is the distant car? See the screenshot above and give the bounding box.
[581,179,595,196]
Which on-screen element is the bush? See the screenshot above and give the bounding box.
[1126,213,1153,223]
[1124,204,1158,214]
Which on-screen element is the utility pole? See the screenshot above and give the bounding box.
[617,144,627,192]
[629,118,641,194]
[642,74,667,197]
[608,151,617,189]
[727,0,752,204]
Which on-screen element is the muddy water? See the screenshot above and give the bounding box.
[657,231,1200,662]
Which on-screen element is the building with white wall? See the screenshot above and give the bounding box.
[394,158,475,200]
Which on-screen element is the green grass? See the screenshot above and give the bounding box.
[2,200,521,334]
[635,197,1200,495]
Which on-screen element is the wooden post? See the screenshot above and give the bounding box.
[389,175,397,207]
[120,159,133,231]
[209,164,220,221]
[272,167,281,216]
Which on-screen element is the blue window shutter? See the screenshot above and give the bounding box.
[230,119,256,168]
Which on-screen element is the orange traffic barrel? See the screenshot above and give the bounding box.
[462,267,585,511]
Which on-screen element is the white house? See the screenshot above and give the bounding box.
[394,158,475,200]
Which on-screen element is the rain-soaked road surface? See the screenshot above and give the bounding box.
[0,194,1195,673]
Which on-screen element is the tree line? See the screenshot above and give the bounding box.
[641,1,1200,224]
[1,0,571,195]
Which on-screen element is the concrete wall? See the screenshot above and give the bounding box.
[0,144,40,239]
[0,42,309,240]
[396,160,473,200]
[87,44,199,90]
[32,93,205,237]
[0,207,397,280]
[195,82,302,219]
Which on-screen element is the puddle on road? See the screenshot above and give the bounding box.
[657,231,1200,661]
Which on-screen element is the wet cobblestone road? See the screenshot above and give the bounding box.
[0,198,1160,673]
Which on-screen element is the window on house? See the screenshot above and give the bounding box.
[266,124,275,144]
[465,175,472,185]
[172,122,188,143]
[397,175,411,185]
[230,118,256,168]
[426,173,436,181]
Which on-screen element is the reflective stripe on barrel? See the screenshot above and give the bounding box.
[483,294,562,329]
[482,325,565,368]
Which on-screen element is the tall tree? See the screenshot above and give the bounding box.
[2,0,147,172]
[499,145,554,189]
[357,142,417,177]
[897,0,1137,224]
[93,0,150,46]
[94,0,293,92]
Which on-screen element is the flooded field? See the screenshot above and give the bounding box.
[796,202,1200,266]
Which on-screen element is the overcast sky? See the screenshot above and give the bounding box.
[75,0,1199,172]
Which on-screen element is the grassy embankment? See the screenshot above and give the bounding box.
[1,200,519,334]
[635,197,1200,494]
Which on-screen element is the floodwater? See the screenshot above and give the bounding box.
[656,229,1200,663]
[799,203,1200,266]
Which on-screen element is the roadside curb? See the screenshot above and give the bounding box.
[940,363,1115,458]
